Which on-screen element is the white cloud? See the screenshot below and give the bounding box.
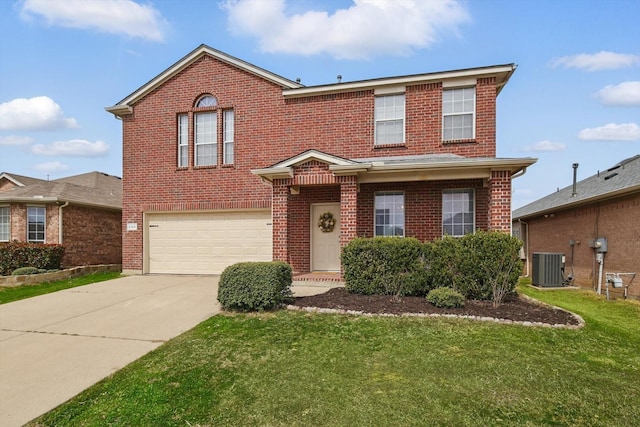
[525,140,566,152]
[551,51,640,71]
[0,96,78,131]
[20,0,167,42]
[578,123,640,141]
[0,135,34,145]
[33,161,70,172]
[221,0,470,59]
[31,139,110,156]
[595,81,640,106]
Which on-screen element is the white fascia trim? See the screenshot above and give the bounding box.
[275,150,355,168]
[0,173,26,187]
[283,64,516,98]
[108,45,303,115]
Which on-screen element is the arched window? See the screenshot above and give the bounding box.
[196,95,217,108]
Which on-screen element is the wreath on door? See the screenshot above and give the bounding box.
[317,212,336,233]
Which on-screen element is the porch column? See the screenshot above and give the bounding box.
[272,179,290,263]
[488,170,512,233]
[340,176,358,248]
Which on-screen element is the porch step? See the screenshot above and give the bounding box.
[292,272,344,287]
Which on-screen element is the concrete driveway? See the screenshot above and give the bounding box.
[0,274,221,427]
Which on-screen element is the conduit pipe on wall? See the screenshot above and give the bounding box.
[58,201,69,244]
[518,218,529,277]
[596,252,604,295]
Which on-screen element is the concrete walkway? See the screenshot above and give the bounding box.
[0,274,336,426]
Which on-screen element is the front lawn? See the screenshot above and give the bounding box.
[0,271,121,304]
[31,282,640,426]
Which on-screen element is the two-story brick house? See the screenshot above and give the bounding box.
[107,44,535,276]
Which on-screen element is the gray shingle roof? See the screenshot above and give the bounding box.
[0,171,122,210]
[513,154,640,219]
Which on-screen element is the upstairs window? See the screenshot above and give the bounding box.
[195,112,217,166]
[27,206,45,243]
[223,110,234,165]
[0,206,9,242]
[443,87,475,141]
[442,189,474,237]
[375,94,405,145]
[374,192,405,237]
[177,114,188,167]
[197,95,217,107]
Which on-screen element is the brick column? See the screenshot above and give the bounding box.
[340,177,358,248]
[272,179,290,263]
[488,170,512,233]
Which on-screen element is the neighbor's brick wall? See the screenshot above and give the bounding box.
[61,205,122,267]
[525,192,640,299]
[120,53,500,271]
[5,203,121,268]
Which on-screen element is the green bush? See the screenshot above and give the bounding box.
[217,261,293,311]
[426,287,465,308]
[11,266,41,276]
[0,241,65,276]
[341,237,428,296]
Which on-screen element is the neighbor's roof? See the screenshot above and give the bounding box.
[106,44,516,118]
[0,171,122,210]
[512,154,640,220]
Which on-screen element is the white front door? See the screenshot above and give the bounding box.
[311,203,341,271]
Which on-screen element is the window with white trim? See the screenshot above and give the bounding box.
[0,206,9,242]
[443,87,475,141]
[375,192,404,237]
[442,189,474,237]
[197,95,217,107]
[223,110,234,164]
[178,114,188,167]
[27,206,45,243]
[375,94,405,145]
[195,111,217,166]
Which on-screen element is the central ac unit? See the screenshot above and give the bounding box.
[532,252,565,287]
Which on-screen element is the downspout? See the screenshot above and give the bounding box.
[518,218,529,277]
[58,201,69,244]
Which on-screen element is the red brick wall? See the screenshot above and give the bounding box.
[489,170,512,232]
[120,53,500,271]
[6,203,121,268]
[524,192,640,299]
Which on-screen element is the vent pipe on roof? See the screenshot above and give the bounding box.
[572,163,579,197]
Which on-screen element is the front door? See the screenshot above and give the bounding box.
[311,203,341,271]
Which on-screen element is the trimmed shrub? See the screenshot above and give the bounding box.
[426,287,465,308]
[217,261,293,311]
[0,241,65,276]
[341,237,428,296]
[11,266,41,276]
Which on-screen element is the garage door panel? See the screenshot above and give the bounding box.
[147,210,272,275]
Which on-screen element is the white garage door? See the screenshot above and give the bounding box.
[147,210,272,274]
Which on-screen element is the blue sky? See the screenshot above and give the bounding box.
[0,0,638,209]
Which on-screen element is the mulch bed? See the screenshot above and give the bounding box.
[292,287,580,326]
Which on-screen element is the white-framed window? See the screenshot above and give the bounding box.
[0,206,9,241]
[197,95,217,107]
[375,192,404,237]
[178,114,188,167]
[195,111,217,166]
[27,206,45,243]
[375,94,405,145]
[442,189,474,237]
[443,87,475,141]
[223,110,234,165]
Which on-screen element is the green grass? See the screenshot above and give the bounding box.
[31,281,640,427]
[0,271,122,304]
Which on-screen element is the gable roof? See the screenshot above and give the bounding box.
[0,172,47,188]
[106,44,304,117]
[0,171,122,210]
[513,155,640,220]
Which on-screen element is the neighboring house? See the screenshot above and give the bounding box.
[0,171,123,268]
[106,44,535,276]
[512,155,640,299]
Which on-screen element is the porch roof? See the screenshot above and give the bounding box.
[251,151,537,184]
